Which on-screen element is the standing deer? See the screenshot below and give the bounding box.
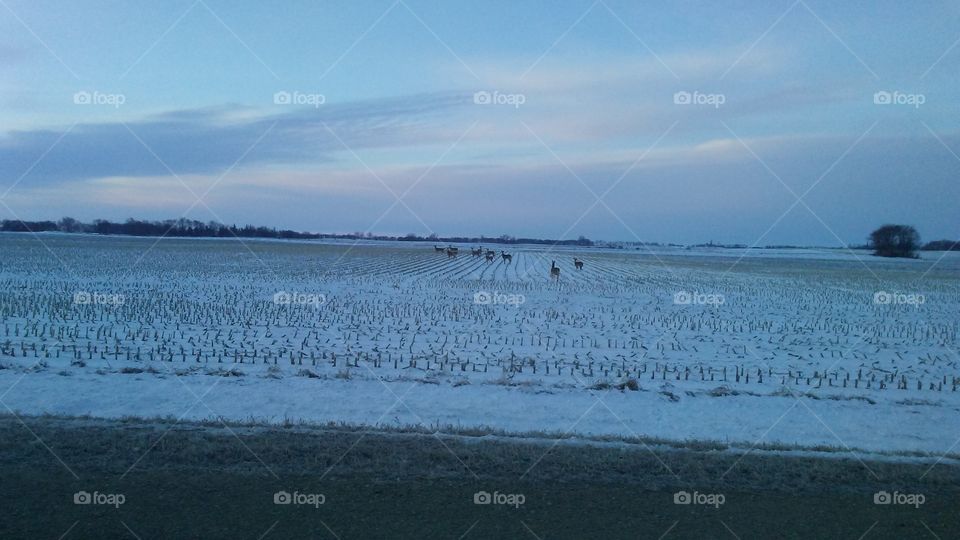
[446,247,458,258]
[550,261,560,280]
[485,251,495,262]
[574,257,583,270]
[471,247,482,257]
[501,251,512,264]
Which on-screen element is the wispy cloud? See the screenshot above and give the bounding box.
[7,130,958,245]
[0,91,470,187]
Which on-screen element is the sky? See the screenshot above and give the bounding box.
[1,0,958,245]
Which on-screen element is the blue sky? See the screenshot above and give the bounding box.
[1,0,958,244]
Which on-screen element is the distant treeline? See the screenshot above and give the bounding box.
[920,239,960,251]
[0,217,595,246]
[4,217,955,250]
[1,218,321,239]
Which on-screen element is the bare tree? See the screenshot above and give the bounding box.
[869,224,920,258]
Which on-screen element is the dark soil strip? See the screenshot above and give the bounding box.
[0,415,957,539]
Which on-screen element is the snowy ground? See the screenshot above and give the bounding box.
[1,233,958,456]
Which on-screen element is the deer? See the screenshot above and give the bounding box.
[501,251,512,264]
[485,251,495,262]
[471,247,482,257]
[446,247,458,258]
[550,260,560,280]
[574,257,583,270]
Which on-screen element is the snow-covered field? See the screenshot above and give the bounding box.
[1,233,958,456]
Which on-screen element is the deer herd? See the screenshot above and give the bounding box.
[432,245,583,280]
